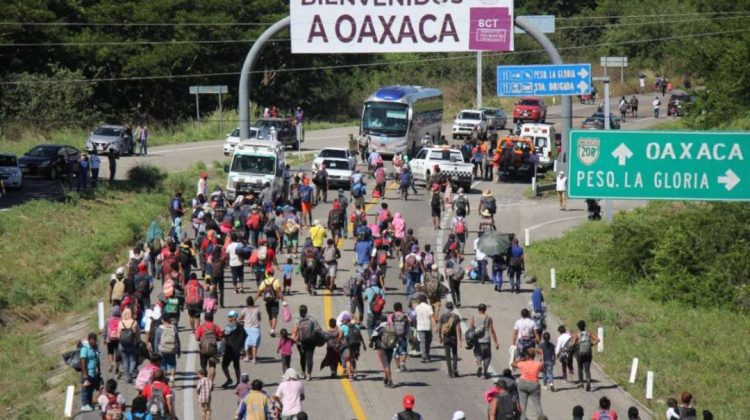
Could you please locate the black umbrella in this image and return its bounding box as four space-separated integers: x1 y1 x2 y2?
476 231 512 256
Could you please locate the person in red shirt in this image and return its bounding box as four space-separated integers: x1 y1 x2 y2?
140 369 174 418
195 312 224 382
592 396 619 420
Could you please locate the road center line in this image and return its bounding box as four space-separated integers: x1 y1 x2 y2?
183 334 199 420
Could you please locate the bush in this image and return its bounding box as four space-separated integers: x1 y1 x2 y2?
126 164 167 191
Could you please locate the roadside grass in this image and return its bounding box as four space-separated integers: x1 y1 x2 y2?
0 185 170 418
0 109 356 157
526 220 750 419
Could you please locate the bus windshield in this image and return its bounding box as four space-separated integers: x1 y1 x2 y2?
362 102 408 137
230 155 275 175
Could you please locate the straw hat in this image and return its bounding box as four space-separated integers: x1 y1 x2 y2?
482 189 493 197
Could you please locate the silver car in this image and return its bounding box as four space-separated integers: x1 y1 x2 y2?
481 108 508 130
0 153 23 189
86 125 132 155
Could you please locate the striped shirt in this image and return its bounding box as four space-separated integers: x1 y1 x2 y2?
197 377 213 403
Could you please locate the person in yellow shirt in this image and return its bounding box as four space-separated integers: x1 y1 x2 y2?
309 220 327 251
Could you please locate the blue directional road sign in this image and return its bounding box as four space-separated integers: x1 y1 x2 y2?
496 64 591 97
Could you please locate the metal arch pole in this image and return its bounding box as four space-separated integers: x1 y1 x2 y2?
239 16 291 140
514 16 572 170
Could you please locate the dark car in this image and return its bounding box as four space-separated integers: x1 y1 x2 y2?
667 94 693 117
18 144 80 179
254 118 299 149
581 113 621 130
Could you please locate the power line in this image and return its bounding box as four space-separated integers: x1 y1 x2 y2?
0 10 746 27
1 27 747 85
2 14 747 48
556 13 750 31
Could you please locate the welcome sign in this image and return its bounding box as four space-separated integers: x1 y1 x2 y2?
290 0 514 53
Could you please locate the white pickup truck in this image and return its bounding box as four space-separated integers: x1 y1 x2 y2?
409 147 474 190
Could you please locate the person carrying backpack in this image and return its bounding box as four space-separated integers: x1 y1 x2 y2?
572 319 600 392
155 315 181 385
338 313 366 380
313 164 329 204
196 312 225 383
104 306 122 376
328 200 345 244
117 307 141 384
402 245 425 296
345 273 366 321
255 272 284 337
125 395 151 420
508 238 524 293
185 273 205 333
488 380 522 420
364 279 386 335
470 304 499 379
555 325 574 382
98 378 126 420
221 311 247 389
429 184 444 230
140 369 174 420
438 302 463 378
479 189 498 223
109 267 130 305
322 238 341 291
592 396 619 420
292 305 321 381
451 214 468 254
132 263 153 323
452 188 470 217
445 250 464 307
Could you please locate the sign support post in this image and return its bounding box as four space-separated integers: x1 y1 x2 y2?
477 52 483 109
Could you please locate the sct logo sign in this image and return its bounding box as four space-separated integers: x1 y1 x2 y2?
577 137 600 166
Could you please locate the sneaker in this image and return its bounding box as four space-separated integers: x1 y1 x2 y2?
387 380 394 388
549 384 555 392
586 383 591 392
243 357 250 362
80 405 94 412
270 330 277 338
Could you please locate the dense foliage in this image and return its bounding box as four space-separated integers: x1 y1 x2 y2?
0 0 749 128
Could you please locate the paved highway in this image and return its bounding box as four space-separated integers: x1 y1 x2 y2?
74 92 666 419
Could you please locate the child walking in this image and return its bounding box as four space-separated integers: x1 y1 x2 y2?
196 368 213 420
282 258 294 295
277 328 294 373
541 331 556 391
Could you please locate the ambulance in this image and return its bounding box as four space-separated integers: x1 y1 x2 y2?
520 123 556 170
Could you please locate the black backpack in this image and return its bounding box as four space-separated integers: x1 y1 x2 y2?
494 392 517 419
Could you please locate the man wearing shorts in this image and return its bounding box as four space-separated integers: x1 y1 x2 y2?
390 303 410 372
256 271 284 337
430 184 444 230
225 233 244 294
299 178 314 227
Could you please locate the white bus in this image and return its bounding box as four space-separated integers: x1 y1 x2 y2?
360 85 443 157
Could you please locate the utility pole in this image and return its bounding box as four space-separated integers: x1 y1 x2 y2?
476 51 483 109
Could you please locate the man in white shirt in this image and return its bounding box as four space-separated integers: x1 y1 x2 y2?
89 152 101 188
653 96 661 118
556 171 567 211
474 235 488 284
555 325 574 381
225 233 245 294
415 295 435 363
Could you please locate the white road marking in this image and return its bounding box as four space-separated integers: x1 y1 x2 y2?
525 215 587 232
183 334 198 420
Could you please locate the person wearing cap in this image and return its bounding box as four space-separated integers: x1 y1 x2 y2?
556 171 568 211
309 219 327 252
348 133 359 152
393 394 422 420
109 266 130 305
438 301 463 378
221 310 247 389
363 276 385 335
274 368 305 418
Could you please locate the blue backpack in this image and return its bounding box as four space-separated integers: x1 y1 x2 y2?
352 183 365 197
301 186 312 202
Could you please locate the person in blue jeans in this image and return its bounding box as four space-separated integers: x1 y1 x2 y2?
492 253 506 292
540 331 556 391
79 332 102 412
508 238 524 293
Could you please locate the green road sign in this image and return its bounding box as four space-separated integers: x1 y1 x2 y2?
568 130 750 201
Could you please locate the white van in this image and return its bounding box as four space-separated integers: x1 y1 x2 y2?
520 123 556 169
226 140 286 201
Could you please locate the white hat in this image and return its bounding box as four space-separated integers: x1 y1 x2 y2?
282 368 299 381
313 219 321 226
115 267 125 277
452 411 466 420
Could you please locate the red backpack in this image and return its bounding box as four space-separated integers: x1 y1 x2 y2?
375 168 386 184
107 317 120 341
246 213 261 230
454 218 466 235
185 280 204 306
377 250 388 266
